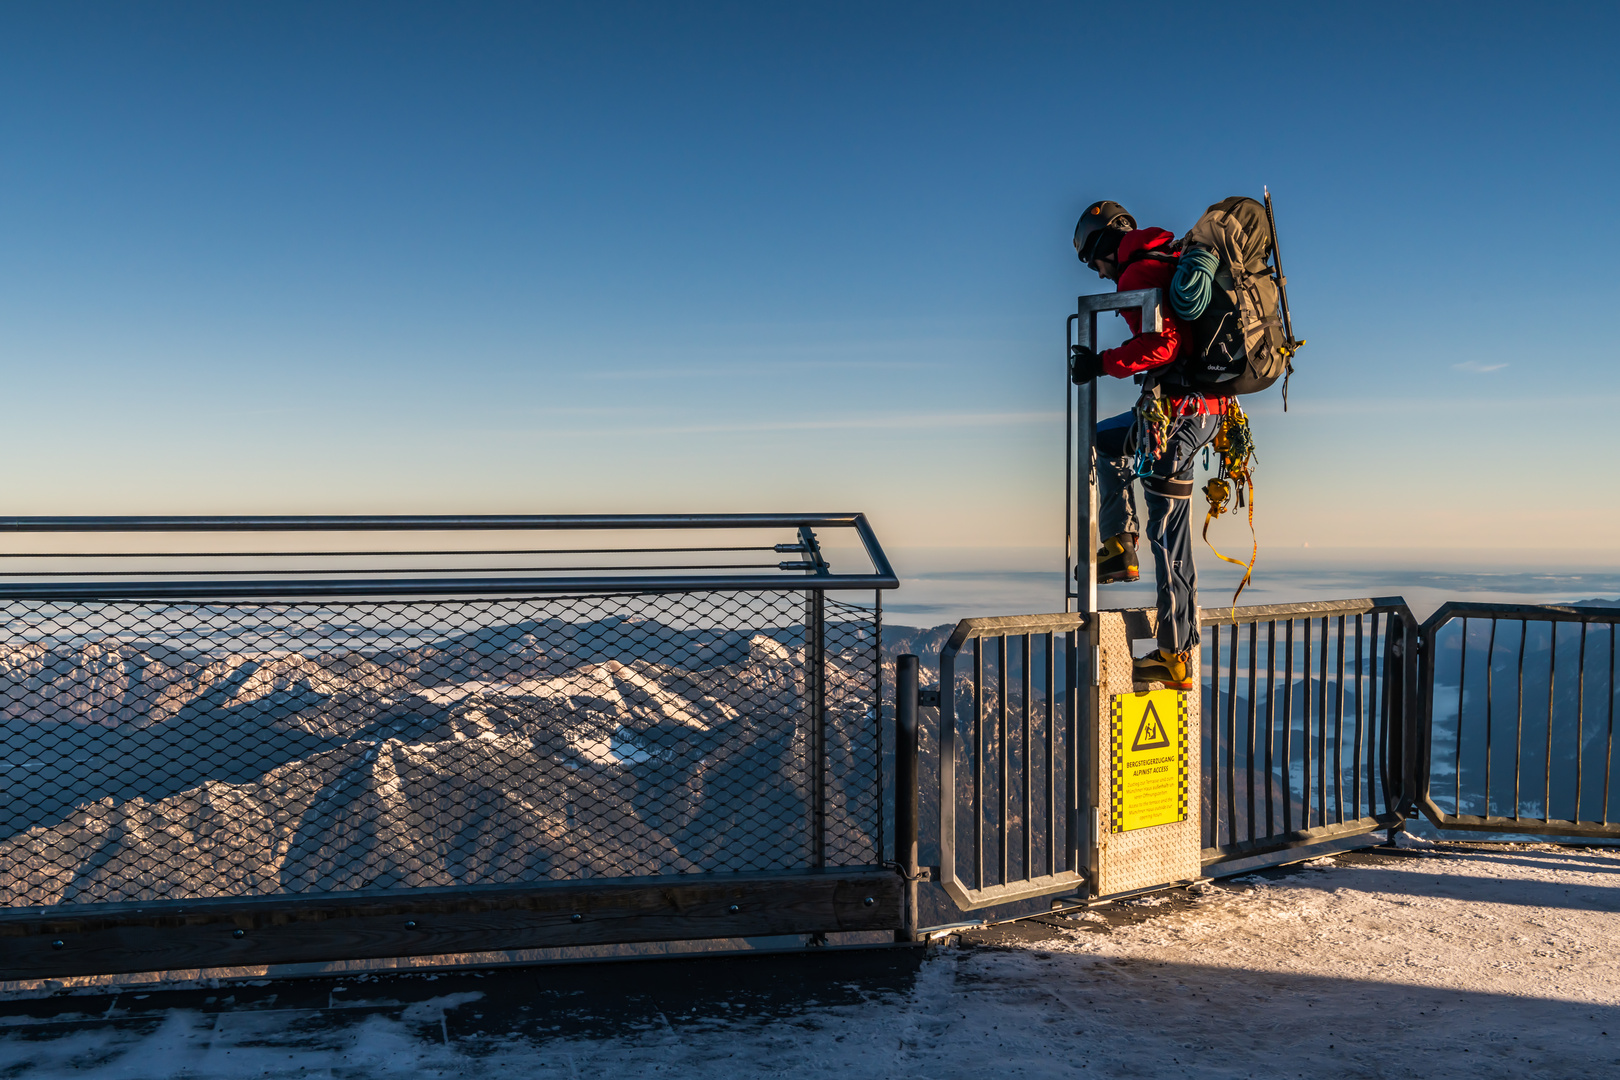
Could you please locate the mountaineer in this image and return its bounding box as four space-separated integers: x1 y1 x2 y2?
1068 200 1227 691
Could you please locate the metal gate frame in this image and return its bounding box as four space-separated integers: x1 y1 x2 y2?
934 613 1086 910
1415 601 1620 840
1199 598 1418 876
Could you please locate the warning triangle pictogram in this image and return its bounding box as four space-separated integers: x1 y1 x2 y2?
1131 700 1171 752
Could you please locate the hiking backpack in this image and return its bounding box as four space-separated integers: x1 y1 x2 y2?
1167 195 1302 398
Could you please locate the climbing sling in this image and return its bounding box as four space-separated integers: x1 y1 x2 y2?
1201 399 1258 611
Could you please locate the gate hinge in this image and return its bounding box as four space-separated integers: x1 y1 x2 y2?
917 689 941 709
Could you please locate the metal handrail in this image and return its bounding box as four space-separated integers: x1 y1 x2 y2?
0 513 899 599
1201 596 1412 626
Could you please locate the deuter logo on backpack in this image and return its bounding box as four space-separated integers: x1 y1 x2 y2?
1169 192 1303 400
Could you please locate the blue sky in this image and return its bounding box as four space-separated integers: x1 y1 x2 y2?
1 2 1616 573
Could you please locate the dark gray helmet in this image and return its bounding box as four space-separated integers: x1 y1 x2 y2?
1074 200 1136 262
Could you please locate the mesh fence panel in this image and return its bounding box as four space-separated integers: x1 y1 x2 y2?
0 590 881 908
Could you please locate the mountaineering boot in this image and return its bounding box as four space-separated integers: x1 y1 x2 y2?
1096 533 1139 584
1133 649 1193 691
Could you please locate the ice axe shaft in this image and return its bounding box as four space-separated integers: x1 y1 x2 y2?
1263 186 1299 349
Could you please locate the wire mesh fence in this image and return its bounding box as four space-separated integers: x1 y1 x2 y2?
0 590 883 909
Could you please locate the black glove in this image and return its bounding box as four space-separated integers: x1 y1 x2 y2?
1069 345 1106 384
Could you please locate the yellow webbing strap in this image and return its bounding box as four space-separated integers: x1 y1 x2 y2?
1202 400 1259 613
1202 481 1256 599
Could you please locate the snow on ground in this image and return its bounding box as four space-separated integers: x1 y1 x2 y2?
0 843 1617 1078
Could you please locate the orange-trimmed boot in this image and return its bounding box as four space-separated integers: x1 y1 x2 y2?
1096 533 1140 584
1133 648 1194 691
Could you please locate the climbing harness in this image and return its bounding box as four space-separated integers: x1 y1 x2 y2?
1132 397 1172 479
1131 394 1204 481
1202 399 1259 611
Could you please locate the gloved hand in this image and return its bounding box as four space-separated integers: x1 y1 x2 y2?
1069 345 1107 384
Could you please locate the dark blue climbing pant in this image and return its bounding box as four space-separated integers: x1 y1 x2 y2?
1095 408 1222 654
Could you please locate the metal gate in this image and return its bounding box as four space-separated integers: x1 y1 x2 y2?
933 613 1084 909
1416 602 1620 839
917 597 1420 912
1202 599 1416 873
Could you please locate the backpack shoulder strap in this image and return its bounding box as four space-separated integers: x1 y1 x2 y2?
1126 247 1179 266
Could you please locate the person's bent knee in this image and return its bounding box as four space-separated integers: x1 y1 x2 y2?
1096 431 1132 459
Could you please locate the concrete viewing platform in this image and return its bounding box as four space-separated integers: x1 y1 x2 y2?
0 841 1614 1078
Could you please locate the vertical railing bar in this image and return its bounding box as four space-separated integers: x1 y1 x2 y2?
1284 619 1295 834
1352 613 1364 821
810 591 827 869
1576 621 1587 824
1045 631 1056 877
1264 619 1277 837
1455 617 1468 818
894 652 919 941
1316 616 1328 829
1606 624 1615 827
1302 616 1313 829
1209 622 1221 849
1370 612 1384 815
1226 620 1239 847
998 634 1008 887
1064 629 1079 874
1484 618 1497 820
1246 619 1258 843
1022 632 1032 882
973 636 983 889
1545 621 1557 825
874 591 884 865
1334 614 1346 824
1514 619 1526 821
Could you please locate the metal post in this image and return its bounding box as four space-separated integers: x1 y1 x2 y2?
1067 290 1160 894
1066 628 1085 881
1073 314 1099 616
895 654 921 942
809 590 827 869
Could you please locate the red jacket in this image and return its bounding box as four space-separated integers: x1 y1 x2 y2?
1098 228 1226 415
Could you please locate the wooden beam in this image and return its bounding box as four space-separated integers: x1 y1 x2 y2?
0 869 902 980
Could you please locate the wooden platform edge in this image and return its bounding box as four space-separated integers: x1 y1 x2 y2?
0 869 903 980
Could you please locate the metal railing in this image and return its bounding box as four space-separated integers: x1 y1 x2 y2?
0 513 897 599
1418 602 1620 839
920 598 1424 917
0 514 900 980
1201 599 1416 871
1066 289 1164 613
935 614 1084 909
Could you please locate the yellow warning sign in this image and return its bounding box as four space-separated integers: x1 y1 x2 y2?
1110 689 1189 833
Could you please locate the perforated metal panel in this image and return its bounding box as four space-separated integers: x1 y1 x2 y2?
1092 611 1202 896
